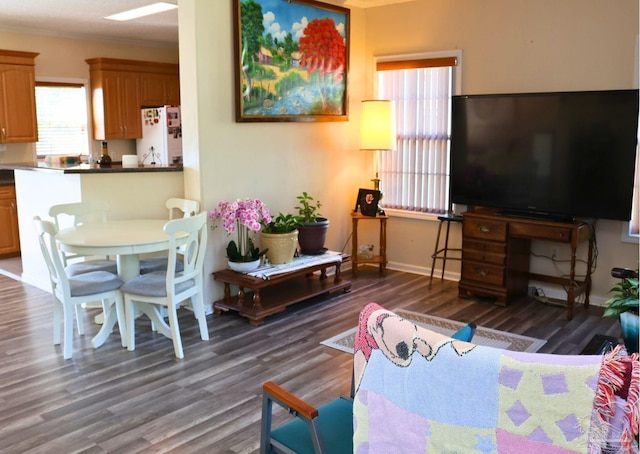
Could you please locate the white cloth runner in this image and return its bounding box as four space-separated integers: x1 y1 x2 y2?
247 250 343 280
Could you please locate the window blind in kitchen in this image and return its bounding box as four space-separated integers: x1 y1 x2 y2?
35 82 89 156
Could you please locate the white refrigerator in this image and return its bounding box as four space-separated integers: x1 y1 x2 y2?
136 106 182 166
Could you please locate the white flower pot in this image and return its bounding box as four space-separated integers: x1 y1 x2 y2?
228 259 260 273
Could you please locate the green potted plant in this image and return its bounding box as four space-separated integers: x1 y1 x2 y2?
295 191 329 255
603 269 639 354
260 213 299 264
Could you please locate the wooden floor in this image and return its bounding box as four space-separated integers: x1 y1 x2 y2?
0 267 620 453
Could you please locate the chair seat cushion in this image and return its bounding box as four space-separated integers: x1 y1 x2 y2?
65 259 117 276
139 257 184 274
68 271 124 297
271 397 353 454
121 271 195 298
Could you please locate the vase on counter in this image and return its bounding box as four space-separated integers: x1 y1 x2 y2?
98 141 112 168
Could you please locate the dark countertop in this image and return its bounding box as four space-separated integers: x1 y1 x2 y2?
0 169 14 185
0 161 183 174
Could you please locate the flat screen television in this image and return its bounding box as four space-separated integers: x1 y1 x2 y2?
450 89 639 222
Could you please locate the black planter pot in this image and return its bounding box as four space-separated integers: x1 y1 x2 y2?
297 218 329 255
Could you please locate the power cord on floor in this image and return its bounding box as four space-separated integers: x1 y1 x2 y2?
530 287 568 308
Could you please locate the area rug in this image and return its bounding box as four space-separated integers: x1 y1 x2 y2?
321 309 546 353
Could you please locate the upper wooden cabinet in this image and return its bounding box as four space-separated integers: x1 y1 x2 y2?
0 50 39 144
140 73 180 106
86 58 180 140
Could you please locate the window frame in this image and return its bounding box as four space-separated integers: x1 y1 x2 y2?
373 50 463 220
34 77 93 158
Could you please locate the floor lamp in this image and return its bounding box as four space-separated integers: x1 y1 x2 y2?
360 100 396 212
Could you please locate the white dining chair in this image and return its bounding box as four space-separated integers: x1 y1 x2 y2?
48 200 118 276
139 198 201 275
33 216 126 359
121 211 209 359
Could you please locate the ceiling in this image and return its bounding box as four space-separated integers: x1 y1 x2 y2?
0 0 413 48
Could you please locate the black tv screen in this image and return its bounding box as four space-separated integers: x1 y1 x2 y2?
450 89 639 221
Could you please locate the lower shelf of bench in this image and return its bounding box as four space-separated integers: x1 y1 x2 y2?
213 274 352 326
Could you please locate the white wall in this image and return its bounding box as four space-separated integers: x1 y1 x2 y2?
179 1 370 305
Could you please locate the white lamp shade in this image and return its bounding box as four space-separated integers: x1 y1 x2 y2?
360 100 396 150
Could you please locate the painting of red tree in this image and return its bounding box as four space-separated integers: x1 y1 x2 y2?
299 17 346 111
234 0 349 122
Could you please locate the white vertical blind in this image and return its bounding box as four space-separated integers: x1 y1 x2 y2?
35 83 89 156
377 63 453 214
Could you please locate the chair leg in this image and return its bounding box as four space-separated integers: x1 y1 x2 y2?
74 304 85 336
441 220 452 280
429 219 444 286
125 296 136 352
259 393 274 454
167 304 184 359
114 293 127 348
63 304 74 359
53 297 62 345
192 294 209 341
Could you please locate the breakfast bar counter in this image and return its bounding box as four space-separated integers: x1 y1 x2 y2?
9 163 184 292
0 161 182 174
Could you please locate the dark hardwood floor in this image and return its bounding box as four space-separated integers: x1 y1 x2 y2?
0 267 620 453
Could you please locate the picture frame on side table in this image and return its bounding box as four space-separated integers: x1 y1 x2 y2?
233 0 350 122
355 188 381 217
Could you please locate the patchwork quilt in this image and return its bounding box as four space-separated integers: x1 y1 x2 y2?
353 303 639 453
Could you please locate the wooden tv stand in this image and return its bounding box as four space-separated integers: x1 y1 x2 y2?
459 208 595 320
212 253 351 326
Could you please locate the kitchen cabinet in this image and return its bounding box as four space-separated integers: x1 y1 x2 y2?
0 50 39 144
86 58 180 140
140 73 180 106
0 185 20 257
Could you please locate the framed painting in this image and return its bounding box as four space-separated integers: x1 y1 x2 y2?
355 188 381 217
233 0 350 122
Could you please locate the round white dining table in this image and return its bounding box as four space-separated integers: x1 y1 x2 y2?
56 219 184 348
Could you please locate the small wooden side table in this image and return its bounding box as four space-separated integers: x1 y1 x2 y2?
351 213 387 277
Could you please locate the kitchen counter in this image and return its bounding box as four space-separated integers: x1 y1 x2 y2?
0 169 14 185
12 165 185 291
0 161 182 174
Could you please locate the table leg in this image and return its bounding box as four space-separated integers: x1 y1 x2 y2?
334 262 342 283
92 299 118 348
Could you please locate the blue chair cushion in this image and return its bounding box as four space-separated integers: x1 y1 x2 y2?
139 257 184 274
121 271 195 298
270 397 353 454
68 271 123 297
65 259 117 276
451 323 477 342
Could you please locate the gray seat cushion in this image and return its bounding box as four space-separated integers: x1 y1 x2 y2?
139 257 184 275
65 259 118 276
68 271 124 297
121 271 195 298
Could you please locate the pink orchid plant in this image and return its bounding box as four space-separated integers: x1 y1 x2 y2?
209 198 272 262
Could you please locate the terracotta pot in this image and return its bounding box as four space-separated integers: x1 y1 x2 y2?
260 230 299 264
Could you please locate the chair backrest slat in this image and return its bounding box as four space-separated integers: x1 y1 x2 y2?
33 216 71 297
166 198 200 220
163 212 207 291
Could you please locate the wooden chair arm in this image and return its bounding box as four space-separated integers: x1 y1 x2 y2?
263 381 319 420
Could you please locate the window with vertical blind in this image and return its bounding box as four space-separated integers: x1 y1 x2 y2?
375 52 461 215
35 82 90 156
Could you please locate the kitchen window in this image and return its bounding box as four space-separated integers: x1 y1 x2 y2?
35 81 90 157
375 51 462 215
